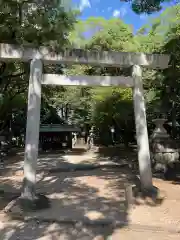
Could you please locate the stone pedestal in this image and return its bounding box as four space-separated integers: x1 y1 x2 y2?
150 119 179 173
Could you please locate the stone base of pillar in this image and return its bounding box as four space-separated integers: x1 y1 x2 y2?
132 184 165 205
19 193 50 212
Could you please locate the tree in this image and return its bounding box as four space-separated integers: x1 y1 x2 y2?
159 22 180 137
132 5 180 131
91 87 134 145
0 0 79 130
121 0 179 14
0 0 78 207
0 0 77 132
138 5 180 136
63 17 137 145
54 9 180 143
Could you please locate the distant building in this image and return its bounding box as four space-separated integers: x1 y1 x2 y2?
39 124 80 150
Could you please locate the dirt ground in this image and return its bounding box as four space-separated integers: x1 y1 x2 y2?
0 219 180 240
0 146 180 239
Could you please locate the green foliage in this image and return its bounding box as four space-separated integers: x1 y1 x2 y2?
0 0 77 48
86 18 135 51
0 0 77 132
52 10 180 144
1 3 180 144
60 18 137 143
91 87 133 125
123 0 175 14
67 9 180 142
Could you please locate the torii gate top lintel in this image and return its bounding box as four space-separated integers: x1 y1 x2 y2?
0 43 170 69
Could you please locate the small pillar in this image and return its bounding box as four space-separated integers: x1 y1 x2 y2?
132 65 153 191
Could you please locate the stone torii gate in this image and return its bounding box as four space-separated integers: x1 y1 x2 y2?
0 44 169 205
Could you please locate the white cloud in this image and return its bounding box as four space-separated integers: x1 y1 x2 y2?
113 9 120 17
113 7 127 18
79 0 91 11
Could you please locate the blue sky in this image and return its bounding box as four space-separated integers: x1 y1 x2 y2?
72 0 175 31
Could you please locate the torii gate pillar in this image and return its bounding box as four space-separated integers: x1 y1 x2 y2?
21 59 43 202
132 65 152 191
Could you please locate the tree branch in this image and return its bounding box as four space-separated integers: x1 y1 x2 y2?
3 71 26 80
1 71 26 93
0 62 6 75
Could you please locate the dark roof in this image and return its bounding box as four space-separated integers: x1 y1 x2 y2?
40 124 80 132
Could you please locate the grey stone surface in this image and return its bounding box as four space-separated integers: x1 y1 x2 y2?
150 119 180 166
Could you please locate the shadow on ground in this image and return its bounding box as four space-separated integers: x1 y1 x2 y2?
96 145 137 158
0 167 131 239
0 220 117 240
0 145 169 239
0 145 136 176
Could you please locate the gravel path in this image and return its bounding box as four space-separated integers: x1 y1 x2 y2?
0 147 180 239
0 219 180 240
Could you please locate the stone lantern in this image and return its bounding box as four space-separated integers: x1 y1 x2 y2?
150 118 179 176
